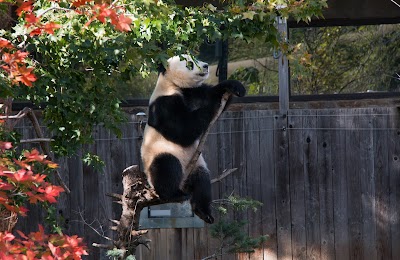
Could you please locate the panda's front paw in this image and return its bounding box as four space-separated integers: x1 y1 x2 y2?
222 80 246 97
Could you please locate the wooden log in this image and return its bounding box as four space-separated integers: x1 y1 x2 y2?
112 165 187 258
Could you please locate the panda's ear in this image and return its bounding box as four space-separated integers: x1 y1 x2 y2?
157 62 167 75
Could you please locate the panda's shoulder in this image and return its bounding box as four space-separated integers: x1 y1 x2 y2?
182 83 213 95
150 94 185 111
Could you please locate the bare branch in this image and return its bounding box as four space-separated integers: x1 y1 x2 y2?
106 193 123 200
38 7 73 17
0 106 30 130
74 209 113 242
92 243 114 249
109 219 120 225
131 230 148 236
211 168 238 184
20 138 54 143
25 108 70 193
201 252 228 260
391 0 400 8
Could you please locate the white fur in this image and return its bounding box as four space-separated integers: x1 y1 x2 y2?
141 126 207 187
149 55 209 103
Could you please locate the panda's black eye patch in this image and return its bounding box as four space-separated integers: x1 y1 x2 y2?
186 61 194 70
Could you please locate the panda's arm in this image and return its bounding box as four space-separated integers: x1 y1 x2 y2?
210 80 246 98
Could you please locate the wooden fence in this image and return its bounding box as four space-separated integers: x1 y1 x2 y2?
14 104 400 260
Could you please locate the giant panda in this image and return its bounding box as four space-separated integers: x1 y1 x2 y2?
141 54 246 224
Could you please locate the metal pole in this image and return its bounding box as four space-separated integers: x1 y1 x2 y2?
216 40 229 82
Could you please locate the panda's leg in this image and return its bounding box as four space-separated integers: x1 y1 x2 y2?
184 165 214 224
149 153 189 201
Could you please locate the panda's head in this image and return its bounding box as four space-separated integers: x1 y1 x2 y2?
160 54 209 88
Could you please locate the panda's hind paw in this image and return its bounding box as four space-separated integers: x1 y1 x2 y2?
193 207 214 224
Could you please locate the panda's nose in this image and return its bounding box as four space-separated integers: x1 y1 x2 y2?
203 64 209 69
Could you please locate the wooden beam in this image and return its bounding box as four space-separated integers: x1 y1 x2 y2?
277 16 289 115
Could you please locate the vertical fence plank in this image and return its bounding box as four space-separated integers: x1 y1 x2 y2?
194 227 209 260
246 110 263 260
204 121 219 205
217 112 234 198
83 142 100 259
97 125 114 260
373 107 390 259
231 110 248 260
137 229 155 260
67 152 85 238
56 157 71 233
332 108 349 260
187 228 195 259
203 121 220 259
216 111 236 260
389 107 400 260
346 109 363 260
259 110 277 260
358 108 377 260
317 110 335 260
274 112 292 260
288 110 306 260
303 109 320 260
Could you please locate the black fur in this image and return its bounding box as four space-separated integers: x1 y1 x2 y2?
148 80 245 147
149 153 189 201
183 166 214 224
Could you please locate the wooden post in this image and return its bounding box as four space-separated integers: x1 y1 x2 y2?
277 16 289 115
275 14 292 259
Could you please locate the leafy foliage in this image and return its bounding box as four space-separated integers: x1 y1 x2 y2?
106 248 136 260
0 225 87 259
210 196 267 256
0 0 327 156
289 24 400 94
0 143 63 215
0 124 87 258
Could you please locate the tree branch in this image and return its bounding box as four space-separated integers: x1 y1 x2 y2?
1 106 70 193
186 92 231 175
211 168 237 184
391 0 400 8
25 109 71 193
20 138 54 143
38 7 73 17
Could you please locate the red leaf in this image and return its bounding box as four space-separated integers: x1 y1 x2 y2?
0 141 12 150
96 4 113 23
25 13 39 24
0 253 14 260
72 0 89 7
29 28 42 36
16 1 34 16
42 22 61 34
2 52 12 63
1 232 15 242
0 182 13 190
0 38 13 49
114 14 132 32
24 149 44 162
13 51 29 63
16 230 29 240
43 185 64 203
